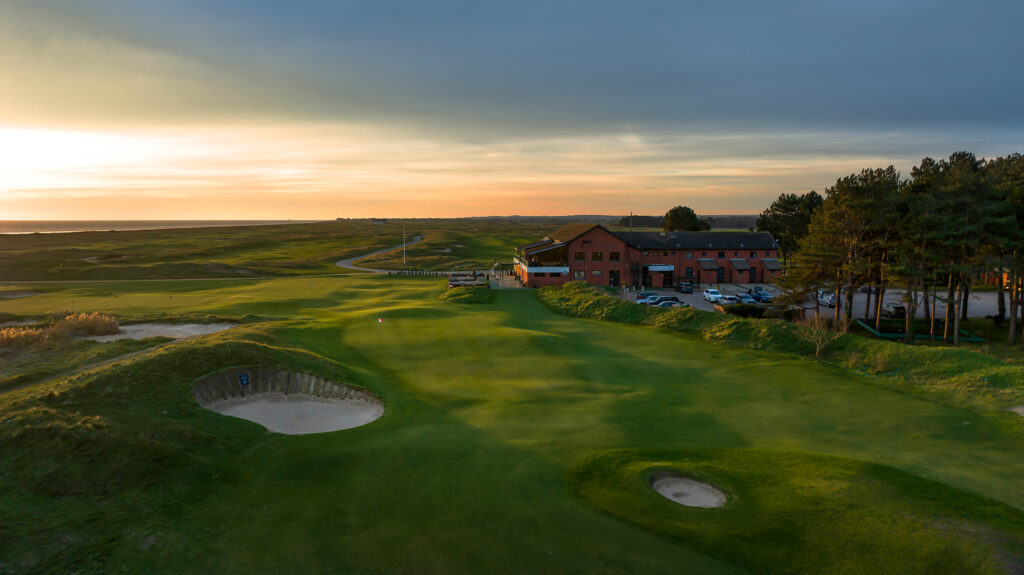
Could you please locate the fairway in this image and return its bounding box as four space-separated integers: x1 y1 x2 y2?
3 275 1024 574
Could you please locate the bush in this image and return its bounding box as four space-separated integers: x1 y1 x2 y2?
722 303 767 318
55 312 119 335
538 281 1024 410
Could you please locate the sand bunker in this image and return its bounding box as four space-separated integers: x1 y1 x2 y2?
649 471 727 508
194 367 383 435
0 290 41 299
85 323 236 342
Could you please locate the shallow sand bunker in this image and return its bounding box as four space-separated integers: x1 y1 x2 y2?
194 367 383 435
86 323 236 341
649 471 727 508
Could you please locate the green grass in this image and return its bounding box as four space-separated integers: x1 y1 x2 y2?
438 286 492 304
2 275 1024 573
539 281 1024 412
0 218 586 281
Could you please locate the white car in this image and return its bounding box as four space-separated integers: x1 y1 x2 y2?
703 288 722 302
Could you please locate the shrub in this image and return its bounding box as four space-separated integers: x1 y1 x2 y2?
55 312 120 335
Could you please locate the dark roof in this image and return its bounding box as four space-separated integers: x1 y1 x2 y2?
729 258 751 270
698 258 719 270
516 223 603 254
612 230 777 251
761 258 782 271
548 223 600 243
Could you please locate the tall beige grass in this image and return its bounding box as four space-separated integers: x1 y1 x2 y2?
0 312 119 348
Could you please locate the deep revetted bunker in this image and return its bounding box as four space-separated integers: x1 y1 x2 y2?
194 367 383 435
649 471 728 508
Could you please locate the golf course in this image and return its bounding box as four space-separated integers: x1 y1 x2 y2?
3 224 1024 574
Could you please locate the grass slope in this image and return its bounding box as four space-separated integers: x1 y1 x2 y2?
539 281 1024 412
2 276 1024 573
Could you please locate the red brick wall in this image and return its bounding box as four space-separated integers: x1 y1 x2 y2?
566 227 631 288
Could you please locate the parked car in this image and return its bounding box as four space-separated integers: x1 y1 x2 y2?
658 301 683 308
635 291 658 301
703 288 723 303
637 295 662 305
720 295 741 304
750 286 774 303
817 289 837 308
737 294 757 305
880 303 907 319
675 282 694 294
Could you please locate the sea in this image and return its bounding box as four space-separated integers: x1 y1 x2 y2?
0 220 319 235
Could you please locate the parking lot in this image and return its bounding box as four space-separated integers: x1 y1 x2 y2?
617 282 779 311
619 283 1009 319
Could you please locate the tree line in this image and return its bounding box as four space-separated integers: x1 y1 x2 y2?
757 151 1024 346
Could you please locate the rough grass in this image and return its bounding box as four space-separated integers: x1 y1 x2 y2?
439 286 492 304
568 449 1024 575
0 312 119 348
4 276 1024 574
539 281 1024 411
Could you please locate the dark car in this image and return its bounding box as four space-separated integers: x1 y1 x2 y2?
750 287 774 303
881 303 906 319
635 291 658 301
675 282 694 294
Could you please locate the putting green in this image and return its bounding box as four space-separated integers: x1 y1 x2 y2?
2 276 1024 574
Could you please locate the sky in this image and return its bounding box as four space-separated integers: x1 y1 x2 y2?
1 0 1022 219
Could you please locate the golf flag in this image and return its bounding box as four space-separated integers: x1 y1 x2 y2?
378 317 383 325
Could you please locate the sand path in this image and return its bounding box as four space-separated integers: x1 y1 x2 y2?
335 235 424 273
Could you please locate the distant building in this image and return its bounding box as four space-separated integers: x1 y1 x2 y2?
514 224 780 288
372 218 389 225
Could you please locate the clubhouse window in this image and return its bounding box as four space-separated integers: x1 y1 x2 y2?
702 251 707 256
609 252 621 262
534 272 545 277
592 270 602 276
686 252 692 258
574 252 585 262
574 270 585 279
643 251 649 256
718 251 725 258
662 251 668 256
750 251 756 258
592 252 603 261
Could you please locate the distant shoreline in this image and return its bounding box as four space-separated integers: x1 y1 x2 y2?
0 220 320 235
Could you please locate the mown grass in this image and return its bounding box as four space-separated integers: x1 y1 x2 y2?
0 217 593 281
568 449 1024 574
2 276 1024 573
438 286 492 304
539 281 1024 411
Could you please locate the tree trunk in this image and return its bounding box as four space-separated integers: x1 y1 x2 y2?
930 281 937 341
953 273 964 347
944 275 955 342
1010 266 1018 346
905 280 918 345
960 281 970 320
997 273 1006 322
874 262 886 332
834 273 842 326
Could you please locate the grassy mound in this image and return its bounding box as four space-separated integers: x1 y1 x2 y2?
539 282 1024 410
0 323 369 573
439 286 492 304
567 449 1024 574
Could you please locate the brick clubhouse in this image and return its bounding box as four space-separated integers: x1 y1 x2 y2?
514 224 781 289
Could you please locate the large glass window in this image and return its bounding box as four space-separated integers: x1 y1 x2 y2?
609 252 621 262
592 252 604 261
574 270 585 279
574 252 585 262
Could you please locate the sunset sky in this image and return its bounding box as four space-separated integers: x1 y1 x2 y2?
1 0 1022 219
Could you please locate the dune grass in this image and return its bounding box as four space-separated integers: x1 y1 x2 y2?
2 276 1024 573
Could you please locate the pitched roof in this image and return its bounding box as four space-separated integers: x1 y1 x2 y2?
612 230 778 251
548 223 600 243
516 223 604 254
698 258 719 270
